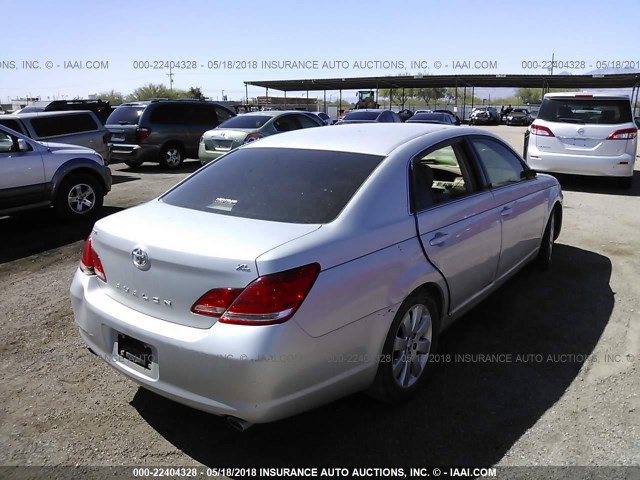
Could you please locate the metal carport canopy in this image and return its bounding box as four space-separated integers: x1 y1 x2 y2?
244 73 640 91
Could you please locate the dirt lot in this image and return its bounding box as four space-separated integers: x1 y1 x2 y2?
1 127 638 471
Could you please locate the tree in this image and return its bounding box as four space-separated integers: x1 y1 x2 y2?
415 87 446 107
125 83 188 101
188 87 205 100
97 89 125 106
517 88 543 105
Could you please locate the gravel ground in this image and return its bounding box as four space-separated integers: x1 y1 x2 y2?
0 128 638 472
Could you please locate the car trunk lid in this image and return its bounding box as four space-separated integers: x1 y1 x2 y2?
90 201 321 328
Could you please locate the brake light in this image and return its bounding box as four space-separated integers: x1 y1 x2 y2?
530 124 555 137
243 133 263 144
79 237 106 282
575 94 593 98
136 127 151 141
607 128 637 140
191 263 320 325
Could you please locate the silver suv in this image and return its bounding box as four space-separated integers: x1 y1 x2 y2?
0 124 111 219
0 111 109 160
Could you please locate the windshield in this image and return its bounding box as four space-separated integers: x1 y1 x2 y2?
161 147 384 224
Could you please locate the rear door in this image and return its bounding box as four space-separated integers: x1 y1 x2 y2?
184 104 227 157
105 105 146 147
413 138 501 315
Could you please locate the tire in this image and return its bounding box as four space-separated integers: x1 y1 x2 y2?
159 144 184 169
468 119 473 126
618 176 633 189
368 292 440 403
54 174 103 221
124 160 143 169
537 210 556 271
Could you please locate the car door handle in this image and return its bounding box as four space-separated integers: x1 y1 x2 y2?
429 232 449 246
501 206 513 216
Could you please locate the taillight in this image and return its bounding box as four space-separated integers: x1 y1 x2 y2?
575 94 593 98
136 127 151 141
607 128 637 140
79 237 106 282
243 133 263 144
530 124 555 137
191 263 320 325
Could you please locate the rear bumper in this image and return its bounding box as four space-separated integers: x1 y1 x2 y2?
109 143 159 164
527 145 636 177
70 271 378 423
198 143 230 164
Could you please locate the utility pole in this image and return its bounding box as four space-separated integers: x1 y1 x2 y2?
549 52 555 76
167 66 174 92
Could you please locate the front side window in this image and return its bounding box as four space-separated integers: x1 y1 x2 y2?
0 130 15 152
470 137 526 188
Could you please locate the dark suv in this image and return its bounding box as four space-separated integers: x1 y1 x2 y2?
105 100 236 169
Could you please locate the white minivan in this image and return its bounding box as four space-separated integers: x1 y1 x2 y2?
526 92 637 188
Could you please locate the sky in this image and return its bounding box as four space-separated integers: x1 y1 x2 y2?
1 0 639 103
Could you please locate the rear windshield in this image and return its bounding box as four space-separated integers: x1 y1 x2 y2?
538 98 632 124
106 106 146 125
161 147 384 224
218 115 271 129
343 111 380 121
411 113 448 121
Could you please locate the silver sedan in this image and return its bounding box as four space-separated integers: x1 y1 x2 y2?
70 124 563 429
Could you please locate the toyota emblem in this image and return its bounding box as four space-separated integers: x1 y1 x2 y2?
131 248 150 270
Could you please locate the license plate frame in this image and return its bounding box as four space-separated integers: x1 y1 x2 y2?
117 333 153 370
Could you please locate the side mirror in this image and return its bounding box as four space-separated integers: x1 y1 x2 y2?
17 138 29 152
521 169 537 180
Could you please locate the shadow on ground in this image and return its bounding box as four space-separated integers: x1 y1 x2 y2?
131 244 613 467
0 206 124 264
550 170 640 197
116 160 202 175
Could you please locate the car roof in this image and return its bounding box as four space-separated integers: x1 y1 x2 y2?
240 110 313 118
2 110 97 119
543 92 631 99
243 123 456 155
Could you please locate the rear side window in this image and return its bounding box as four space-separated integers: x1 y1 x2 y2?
30 113 99 137
161 148 384 224
538 98 632 124
106 106 145 125
149 104 188 124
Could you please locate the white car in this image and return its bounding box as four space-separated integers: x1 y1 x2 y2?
526 92 637 188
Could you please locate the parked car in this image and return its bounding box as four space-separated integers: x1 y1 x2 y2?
12 99 114 124
469 107 500 125
199 110 324 164
105 100 236 169
407 112 457 125
70 123 562 428
505 108 532 126
433 109 462 125
339 109 402 124
0 124 111 219
526 92 637 188
397 109 414 122
0 111 109 159
309 111 333 125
